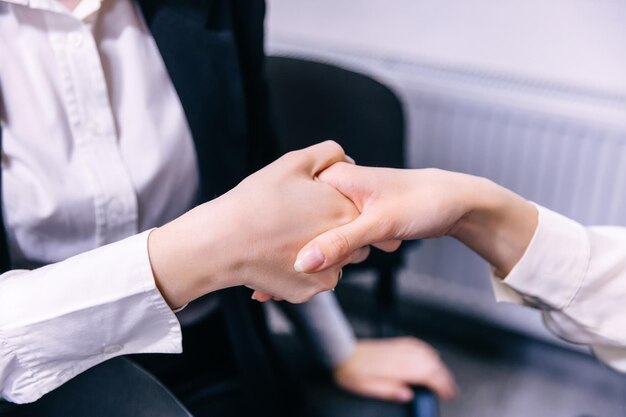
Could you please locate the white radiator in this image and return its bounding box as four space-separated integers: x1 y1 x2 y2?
399 71 626 342
406 83 626 227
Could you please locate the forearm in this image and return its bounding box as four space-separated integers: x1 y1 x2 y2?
449 176 538 277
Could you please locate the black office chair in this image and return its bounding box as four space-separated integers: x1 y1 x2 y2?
0 358 191 417
267 55 405 336
267 56 437 417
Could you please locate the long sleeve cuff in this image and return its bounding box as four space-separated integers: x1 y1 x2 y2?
490 204 626 373
491 203 590 310
0 230 182 404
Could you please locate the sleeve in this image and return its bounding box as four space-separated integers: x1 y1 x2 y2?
0 230 182 404
278 291 356 368
491 203 626 371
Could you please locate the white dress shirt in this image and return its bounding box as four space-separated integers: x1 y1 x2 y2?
493 203 626 371
0 0 355 404
0 0 199 404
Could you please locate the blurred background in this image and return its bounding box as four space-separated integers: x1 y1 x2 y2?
263 1 626 416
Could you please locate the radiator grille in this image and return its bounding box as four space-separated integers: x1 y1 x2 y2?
408 95 626 227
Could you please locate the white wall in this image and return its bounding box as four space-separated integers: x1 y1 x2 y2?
266 0 626 346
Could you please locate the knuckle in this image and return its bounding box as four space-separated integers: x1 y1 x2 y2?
320 139 343 154
281 150 301 164
418 344 440 361
423 359 444 378
423 357 445 379
315 140 345 162
399 337 421 347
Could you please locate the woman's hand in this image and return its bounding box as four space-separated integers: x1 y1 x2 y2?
148 141 367 307
293 164 476 272
295 163 537 277
333 337 456 402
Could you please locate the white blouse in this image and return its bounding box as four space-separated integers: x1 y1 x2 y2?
493 204 626 371
0 0 198 403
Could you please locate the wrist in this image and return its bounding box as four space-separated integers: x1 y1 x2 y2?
449 176 505 235
450 177 538 276
147 200 237 309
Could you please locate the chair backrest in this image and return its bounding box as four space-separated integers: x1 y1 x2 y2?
267 56 437 417
267 56 406 269
267 56 405 169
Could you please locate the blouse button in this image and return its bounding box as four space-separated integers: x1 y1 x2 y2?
67 32 84 48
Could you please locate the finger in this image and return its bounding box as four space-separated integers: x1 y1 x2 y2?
355 379 414 403
379 337 456 400
372 240 402 252
296 140 347 176
317 162 365 202
427 361 457 400
251 290 272 302
424 365 457 400
417 368 457 400
317 162 374 213
295 214 379 273
405 353 457 400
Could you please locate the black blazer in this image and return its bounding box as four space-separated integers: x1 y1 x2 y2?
0 0 290 414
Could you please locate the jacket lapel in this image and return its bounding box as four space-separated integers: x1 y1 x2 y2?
136 0 249 201
135 4 289 415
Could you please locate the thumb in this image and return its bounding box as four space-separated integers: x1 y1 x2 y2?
295 214 378 273
251 290 272 302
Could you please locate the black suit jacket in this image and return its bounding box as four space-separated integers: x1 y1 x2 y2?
0 1 290 414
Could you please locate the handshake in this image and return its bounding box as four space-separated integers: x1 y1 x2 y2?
149 141 537 308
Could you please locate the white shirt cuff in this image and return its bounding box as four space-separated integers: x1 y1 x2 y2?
0 230 182 404
491 203 590 310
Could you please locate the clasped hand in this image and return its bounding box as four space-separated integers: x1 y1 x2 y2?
151 139 524 306
251 161 479 302
148 141 462 401
148 141 369 307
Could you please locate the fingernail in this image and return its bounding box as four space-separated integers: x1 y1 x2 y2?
294 246 325 272
345 155 356 164
251 292 257 301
